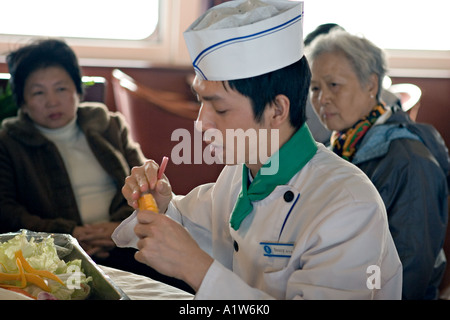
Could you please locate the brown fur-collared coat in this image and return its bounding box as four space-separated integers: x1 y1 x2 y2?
0 102 146 234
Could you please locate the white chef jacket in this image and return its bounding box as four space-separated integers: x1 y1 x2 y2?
165 144 402 300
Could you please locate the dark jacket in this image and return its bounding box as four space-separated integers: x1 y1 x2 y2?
0 102 146 234
353 106 450 300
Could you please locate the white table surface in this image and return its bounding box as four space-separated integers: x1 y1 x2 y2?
99 265 194 300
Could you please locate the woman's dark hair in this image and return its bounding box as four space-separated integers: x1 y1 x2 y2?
304 23 344 47
6 38 83 107
227 56 311 130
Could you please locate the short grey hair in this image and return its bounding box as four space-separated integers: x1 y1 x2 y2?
305 29 387 101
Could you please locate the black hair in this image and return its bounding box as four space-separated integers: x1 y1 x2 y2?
304 23 345 47
6 38 83 107
227 56 311 130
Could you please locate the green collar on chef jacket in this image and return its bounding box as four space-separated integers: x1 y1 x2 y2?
230 123 318 230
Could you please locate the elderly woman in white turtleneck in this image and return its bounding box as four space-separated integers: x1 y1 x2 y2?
0 39 149 273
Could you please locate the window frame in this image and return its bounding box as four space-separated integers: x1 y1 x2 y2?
0 0 448 79
0 0 161 42
0 0 203 67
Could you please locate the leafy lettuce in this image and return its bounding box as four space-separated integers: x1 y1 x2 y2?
0 231 92 300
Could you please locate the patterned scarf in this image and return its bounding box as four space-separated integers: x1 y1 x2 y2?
331 104 386 162
229 124 318 231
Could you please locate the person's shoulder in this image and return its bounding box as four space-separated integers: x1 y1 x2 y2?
78 102 128 125
78 101 109 114
292 145 386 225
0 114 37 145
79 102 129 127
78 102 115 132
386 138 444 172
301 144 382 201
216 164 242 185
361 138 447 196
310 144 366 177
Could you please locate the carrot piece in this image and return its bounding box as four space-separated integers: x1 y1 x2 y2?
15 250 65 286
24 272 50 292
0 262 8 272
138 193 159 212
0 270 20 282
0 260 23 288
15 257 26 288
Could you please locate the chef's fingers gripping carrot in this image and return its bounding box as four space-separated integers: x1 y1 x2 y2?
138 193 159 212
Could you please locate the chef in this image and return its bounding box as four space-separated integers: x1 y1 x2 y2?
113 0 402 299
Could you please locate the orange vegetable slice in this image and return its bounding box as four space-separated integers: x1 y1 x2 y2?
0 250 65 293
15 250 65 286
138 193 159 212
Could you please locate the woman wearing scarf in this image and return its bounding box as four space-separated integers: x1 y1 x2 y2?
306 29 449 299
114 0 403 299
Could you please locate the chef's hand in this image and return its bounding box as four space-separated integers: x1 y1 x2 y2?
134 210 213 292
122 160 173 213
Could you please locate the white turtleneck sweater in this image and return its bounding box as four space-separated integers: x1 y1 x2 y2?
36 117 116 224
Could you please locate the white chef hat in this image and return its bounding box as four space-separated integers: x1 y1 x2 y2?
183 0 304 81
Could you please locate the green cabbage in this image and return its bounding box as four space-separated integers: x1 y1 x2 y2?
0 231 92 300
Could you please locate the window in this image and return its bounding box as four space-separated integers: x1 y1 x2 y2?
303 0 450 51
0 0 159 40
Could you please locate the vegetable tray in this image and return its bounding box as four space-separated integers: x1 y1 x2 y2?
0 230 129 300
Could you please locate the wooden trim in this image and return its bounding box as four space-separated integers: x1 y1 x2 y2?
111 69 199 120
